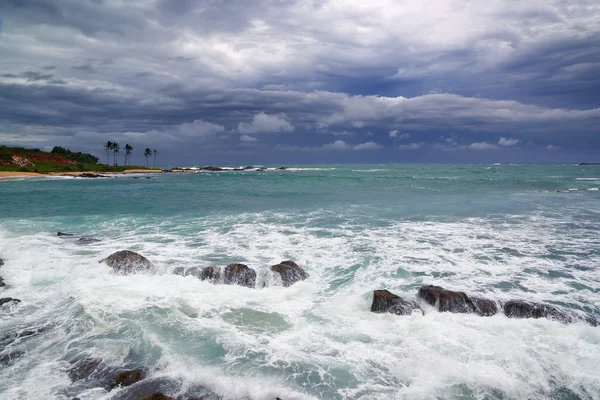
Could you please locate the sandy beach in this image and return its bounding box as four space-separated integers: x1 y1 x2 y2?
0 169 163 180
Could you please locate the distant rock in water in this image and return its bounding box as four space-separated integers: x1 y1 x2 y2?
371 290 422 315
503 300 573 323
223 263 256 288
578 162 600 166
78 237 101 244
76 173 106 178
100 251 154 274
199 166 225 172
270 261 308 287
0 297 21 307
57 232 74 237
418 285 476 314
200 266 221 282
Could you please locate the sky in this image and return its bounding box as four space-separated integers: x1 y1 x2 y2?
0 0 599 165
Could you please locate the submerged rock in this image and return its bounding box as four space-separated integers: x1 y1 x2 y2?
0 298 20 307
78 237 101 244
173 267 185 276
200 266 221 282
417 285 476 313
114 369 144 387
68 356 103 382
503 300 573 323
371 290 422 315
223 263 256 288
270 261 308 287
57 232 75 237
143 394 173 400
100 251 154 274
0 350 24 367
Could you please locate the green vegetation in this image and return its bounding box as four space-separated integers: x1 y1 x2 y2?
0 145 153 173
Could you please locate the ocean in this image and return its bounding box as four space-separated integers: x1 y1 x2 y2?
0 164 599 400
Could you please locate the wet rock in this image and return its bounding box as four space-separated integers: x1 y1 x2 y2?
173 267 185 276
200 266 221 282
142 393 173 400
277 167 287 170
0 326 47 347
58 232 75 237
0 258 4 267
0 298 21 307
223 263 256 288
270 261 308 287
78 237 101 244
243 166 254 170
503 300 573 323
471 297 500 317
114 369 144 387
417 285 475 313
256 168 266 171
371 290 422 315
199 166 225 172
0 278 5 288
76 173 105 178
68 356 103 382
100 250 154 274
0 350 24 367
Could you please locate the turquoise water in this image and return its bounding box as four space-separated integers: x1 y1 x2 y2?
0 164 599 399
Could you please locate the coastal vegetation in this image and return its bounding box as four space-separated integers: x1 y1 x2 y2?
0 145 154 173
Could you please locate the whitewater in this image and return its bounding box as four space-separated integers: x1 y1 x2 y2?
0 164 599 400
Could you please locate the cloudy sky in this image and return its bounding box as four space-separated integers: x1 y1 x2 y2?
1 0 599 164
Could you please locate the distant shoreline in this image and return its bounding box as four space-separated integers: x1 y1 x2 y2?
0 169 163 180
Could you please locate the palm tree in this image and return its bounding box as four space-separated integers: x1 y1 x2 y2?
125 144 133 165
103 141 113 165
112 142 120 166
144 148 152 167
153 149 157 168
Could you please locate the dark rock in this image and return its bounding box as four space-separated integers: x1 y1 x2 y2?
146 177 152 179
78 237 101 244
68 356 103 382
100 250 154 274
142 393 173 400
579 162 600 166
57 232 75 237
256 168 266 171
503 300 573 323
200 266 221 282
223 263 256 288
417 285 475 313
243 166 254 170
277 167 286 170
76 173 105 178
173 267 185 276
371 290 422 315
200 166 225 172
270 261 308 287
0 350 24 366
0 258 4 267
114 369 144 387
0 298 21 307
471 297 500 317
0 278 5 288
0 326 47 346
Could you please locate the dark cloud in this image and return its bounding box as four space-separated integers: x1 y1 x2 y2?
0 0 598 163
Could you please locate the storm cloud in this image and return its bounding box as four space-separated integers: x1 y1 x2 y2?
0 0 599 163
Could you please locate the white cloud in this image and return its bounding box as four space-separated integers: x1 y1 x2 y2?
176 120 225 137
238 113 294 134
389 130 399 138
469 141 500 150
322 140 352 151
546 144 559 150
353 141 382 150
498 137 521 147
239 135 258 142
399 142 423 150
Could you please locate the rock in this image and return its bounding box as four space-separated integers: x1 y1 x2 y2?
200 266 221 282
173 267 185 276
76 173 105 178
277 167 287 170
243 166 254 170
0 278 5 288
471 297 500 317
0 351 24 366
68 356 103 382
270 261 308 287
114 369 144 387
142 393 173 400
223 263 256 288
0 298 21 307
100 251 154 274
57 232 75 237
371 290 422 315
0 326 47 346
256 168 266 171
0 258 4 267
503 300 573 323
200 166 225 172
417 285 475 313
78 237 101 244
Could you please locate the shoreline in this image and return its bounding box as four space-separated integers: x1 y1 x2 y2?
0 169 163 180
